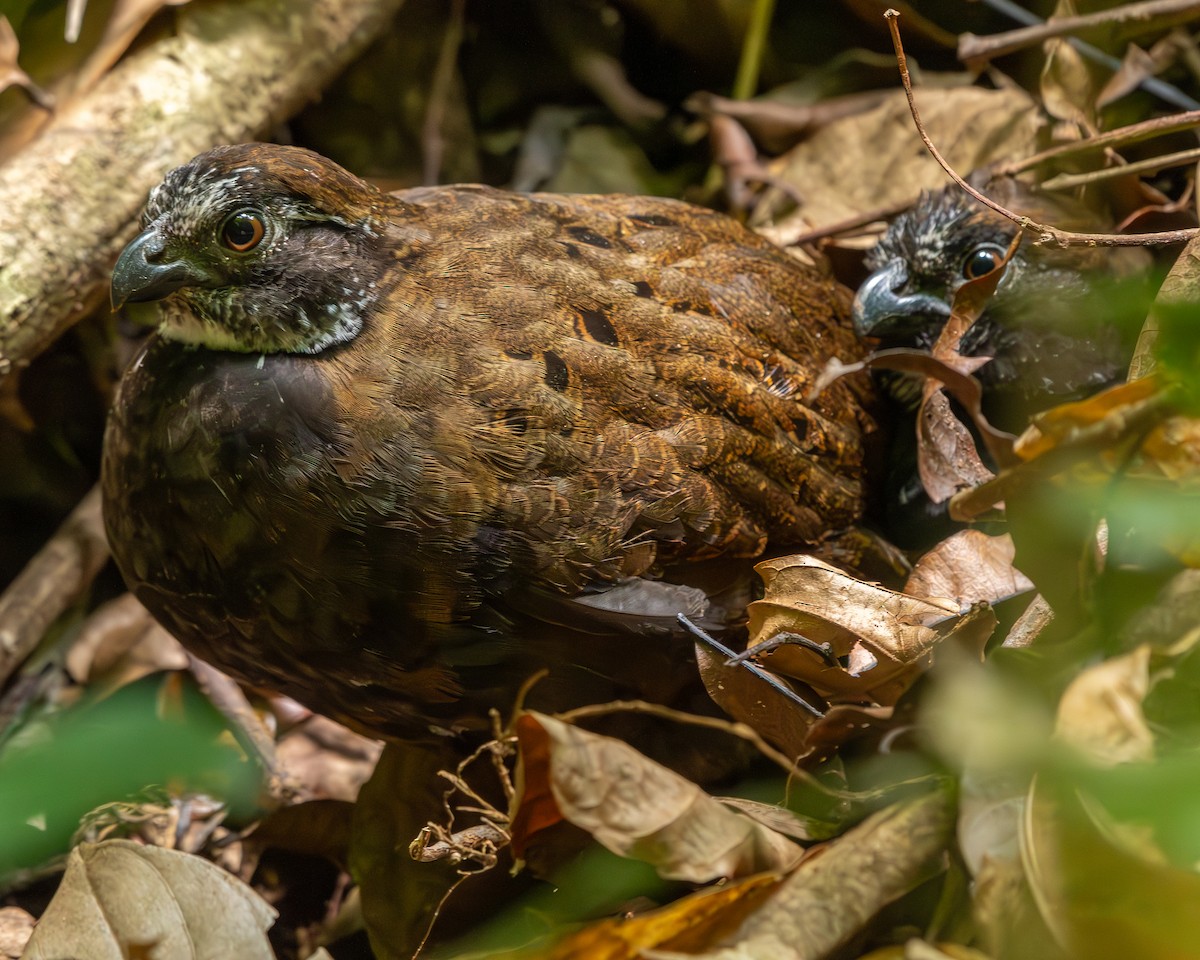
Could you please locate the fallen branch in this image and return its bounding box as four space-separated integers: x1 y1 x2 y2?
0 486 107 687
959 0 1200 63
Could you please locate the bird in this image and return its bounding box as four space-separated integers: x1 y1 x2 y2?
852 180 1142 430
850 179 1148 545
101 143 875 741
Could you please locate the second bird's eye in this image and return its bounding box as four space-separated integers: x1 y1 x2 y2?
962 245 1006 280
221 210 265 252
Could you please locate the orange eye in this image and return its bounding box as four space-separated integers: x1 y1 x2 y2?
962 245 1005 280
221 210 265 252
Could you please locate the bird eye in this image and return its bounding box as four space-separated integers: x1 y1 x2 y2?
962 245 1005 280
221 210 265 252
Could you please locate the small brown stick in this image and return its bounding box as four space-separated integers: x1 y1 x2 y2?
0 486 109 687
769 198 912 247
885 9 1200 248
187 654 292 800
421 0 467 186
959 0 1200 63
1039 144 1200 190
1002 595 1055 648
999 109 1200 175
558 698 845 798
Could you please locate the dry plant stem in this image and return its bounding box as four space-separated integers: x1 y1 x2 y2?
0 0 405 387
732 0 777 100
777 199 911 246
958 0 1200 63
1040 145 1200 190
1002 594 1055 648
843 0 959 47
999 109 1200 175
421 0 467 186
558 699 843 798
885 9 1200 248
411 823 507 865
0 485 107 687
186 654 288 798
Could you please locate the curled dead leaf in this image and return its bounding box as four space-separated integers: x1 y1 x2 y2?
746 555 967 705
511 713 804 883
668 789 954 960
905 531 1034 606
1056 646 1154 765
21 840 276 959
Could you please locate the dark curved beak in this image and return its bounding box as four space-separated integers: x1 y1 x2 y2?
852 258 951 341
111 228 202 310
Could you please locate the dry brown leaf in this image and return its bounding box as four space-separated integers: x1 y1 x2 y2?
1097 40 1172 109
675 789 953 960
914 235 1022 503
22 840 276 959
511 713 804 883
1055 645 1154 765
714 798 834 844
905 531 1034 606
1040 36 1095 126
818 350 1016 474
746 555 962 705
1014 375 1164 462
758 86 1042 247
694 635 823 759
918 391 997 504
274 715 383 803
65 593 188 689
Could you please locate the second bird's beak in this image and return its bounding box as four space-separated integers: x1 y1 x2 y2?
111 228 203 310
852 258 951 341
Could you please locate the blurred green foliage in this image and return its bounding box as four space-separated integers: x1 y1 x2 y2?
0 676 260 881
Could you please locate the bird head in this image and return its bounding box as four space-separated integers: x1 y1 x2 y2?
852 182 1115 351
852 188 1021 347
853 180 1145 427
111 143 392 354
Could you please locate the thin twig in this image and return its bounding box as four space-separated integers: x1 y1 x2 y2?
187 654 290 799
999 109 1200 175
959 0 1200 63
1040 144 1200 190
976 0 1200 111
884 9 1200 249
421 0 467 186
558 698 840 795
769 198 911 247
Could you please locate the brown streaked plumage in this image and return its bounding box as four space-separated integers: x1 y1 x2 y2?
102 143 874 738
